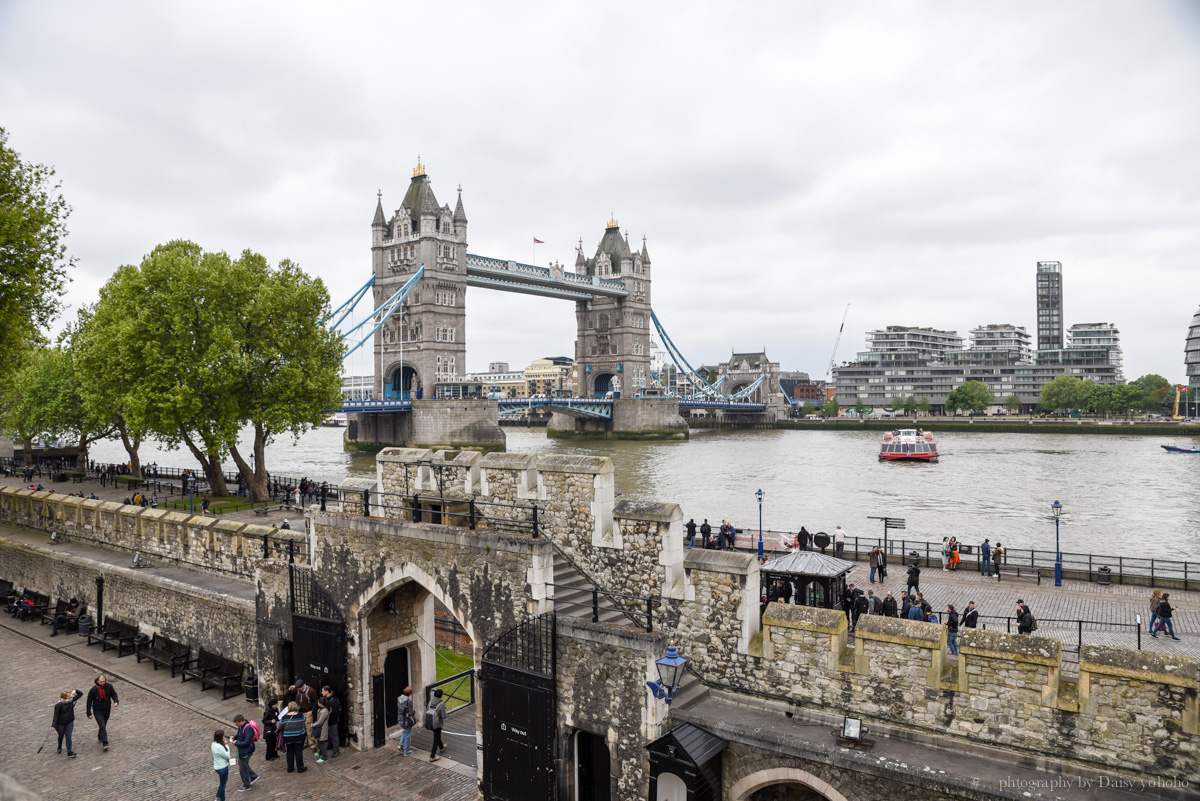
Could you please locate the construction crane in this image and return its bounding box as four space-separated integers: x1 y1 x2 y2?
1172 384 1186 421
827 304 850 377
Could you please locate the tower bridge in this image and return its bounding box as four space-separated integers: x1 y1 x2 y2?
337 162 785 451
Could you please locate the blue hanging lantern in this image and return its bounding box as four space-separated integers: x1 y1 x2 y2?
647 641 687 704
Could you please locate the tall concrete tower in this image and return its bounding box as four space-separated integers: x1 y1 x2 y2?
573 218 653 398
370 160 468 400
1036 261 1064 351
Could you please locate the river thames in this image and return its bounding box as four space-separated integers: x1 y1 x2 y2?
88 426 1198 560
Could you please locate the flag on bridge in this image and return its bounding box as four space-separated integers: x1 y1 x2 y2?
533 237 544 244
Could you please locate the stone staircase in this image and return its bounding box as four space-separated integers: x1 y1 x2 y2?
550 553 627 626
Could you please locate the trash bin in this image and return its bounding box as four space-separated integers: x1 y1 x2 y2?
243 663 259 703
1097 566 1112 586
76 614 94 637
909 550 921 564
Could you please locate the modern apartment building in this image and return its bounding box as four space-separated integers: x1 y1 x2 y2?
1036 261 1064 351
1187 307 1200 393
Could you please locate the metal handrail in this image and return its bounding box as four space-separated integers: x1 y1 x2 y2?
363 490 543 538
545 580 661 632
425 669 475 714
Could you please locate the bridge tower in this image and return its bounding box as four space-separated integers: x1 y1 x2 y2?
370 160 468 401
573 218 654 398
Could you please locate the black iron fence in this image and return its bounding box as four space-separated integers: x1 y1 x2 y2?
963 614 1143 668
359 491 544 538
426 669 475 713
546 580 661 633
263 534 310 564
825 536 1196 591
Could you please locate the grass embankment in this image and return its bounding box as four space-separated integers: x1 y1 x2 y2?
161 496 276 514
774 419 1200 436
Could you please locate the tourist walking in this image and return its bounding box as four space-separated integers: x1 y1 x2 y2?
834 526 846 559
51 689 82 757
427 689 448 762
85 675 119 750
980 539 992 577
906 563 921 597
396 686 416 756
262 700 280 761
313 698 331 764
946 604 960 655
1149 589 1163 634
212 730 231 801
279 702 308 773
321 685 341 758
685 519 697 549
290 678 317 746
900 591 912 619
232 714 260 790
1151 593 1180 640
882 592 897 617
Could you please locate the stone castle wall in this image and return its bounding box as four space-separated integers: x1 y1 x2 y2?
0 534 255 663
0 487 306 576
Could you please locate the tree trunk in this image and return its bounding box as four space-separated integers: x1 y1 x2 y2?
229 424 270 503
117 422 142 478
179 426 229 497
22 436 33 466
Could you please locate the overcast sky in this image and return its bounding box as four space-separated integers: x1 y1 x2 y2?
3 2 1198 382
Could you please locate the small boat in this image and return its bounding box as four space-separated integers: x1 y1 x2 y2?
323 413 347 427
1161 445 1200 453
880 429 939 462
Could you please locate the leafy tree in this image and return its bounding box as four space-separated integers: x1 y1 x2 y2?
1132 374 1171 397
799 401 815 416
85 240 343 500
1004 394 1021 414
916 396 931 415
853 399 870 418
74 302 147 475
902 395 917 416
946 380 993 414
0 127 74 377
820 398 839 417
1039 374 1080 413
1087 383 1113 416
1111 384 1144 417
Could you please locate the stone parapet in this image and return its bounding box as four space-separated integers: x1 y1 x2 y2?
855 614 945 686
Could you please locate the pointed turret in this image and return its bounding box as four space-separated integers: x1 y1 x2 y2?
372 190 386 228
641 234 650 263
575 237 587 271
454 185 467 224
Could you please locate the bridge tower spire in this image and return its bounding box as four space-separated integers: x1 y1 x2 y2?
369 162 468 401
573 216 653 398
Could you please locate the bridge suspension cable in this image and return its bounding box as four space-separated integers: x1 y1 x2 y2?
649 310 728 400
339 266 425 361
323 274 376 329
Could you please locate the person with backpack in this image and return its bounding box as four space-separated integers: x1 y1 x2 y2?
852 589 868 630
867 589 883 616
51 689 83 757
1016 600 1035 634
320 686 341 758
85 674 119 750
279 702 308 774
426 688 447 762
232 714 261 791
289 678 317 747
1151 593 1180 640
396 686 416 756
262 700 280 761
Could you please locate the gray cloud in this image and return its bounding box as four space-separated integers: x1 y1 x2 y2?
2 0 1197 381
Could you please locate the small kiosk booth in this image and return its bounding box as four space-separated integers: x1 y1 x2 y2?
760 550 854 610
646 722 728 801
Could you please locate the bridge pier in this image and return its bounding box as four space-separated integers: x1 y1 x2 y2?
547 398 688 441
344 400 506 453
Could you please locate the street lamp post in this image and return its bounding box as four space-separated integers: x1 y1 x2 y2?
755 488 764 560
1052 498 1063 587
646 641 688 705
188 475 196 515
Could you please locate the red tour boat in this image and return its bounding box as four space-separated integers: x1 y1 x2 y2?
879 429 939 462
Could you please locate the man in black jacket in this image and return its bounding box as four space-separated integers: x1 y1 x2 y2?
85 675 119 750
961 601 979 630
882 592 898 617
1151 593 1179 640
1016 600 1033 635
699 520 712 549
852 591 869 630
906 563 921 597
685 519 697 549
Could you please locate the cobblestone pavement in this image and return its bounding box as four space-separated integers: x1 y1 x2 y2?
0 627 478 801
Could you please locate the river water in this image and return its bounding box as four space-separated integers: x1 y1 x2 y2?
86 426 1199 560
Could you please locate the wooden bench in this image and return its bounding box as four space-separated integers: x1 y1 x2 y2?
86 618 140 657
136 633 191 677
181 648 243 699
0 580 15 604
40 599 69 626
28 591 52 618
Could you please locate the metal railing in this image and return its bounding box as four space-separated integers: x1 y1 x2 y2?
263 534 310 564
361 491 544 538
426 669 475 713
962 614 1143 668
546 581 661 633
828 536 1194 590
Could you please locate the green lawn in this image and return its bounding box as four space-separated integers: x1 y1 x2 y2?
162 496 274 514
435 648 474 711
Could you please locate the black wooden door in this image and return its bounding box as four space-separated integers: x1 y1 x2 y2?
292 615 347 694
577 731 611 801
480 613 556 801
372 673 387 747
383 647 409 727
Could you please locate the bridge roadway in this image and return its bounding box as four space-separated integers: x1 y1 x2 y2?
339 397 766 416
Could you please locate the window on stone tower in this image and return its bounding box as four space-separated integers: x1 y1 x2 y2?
610 343 619 356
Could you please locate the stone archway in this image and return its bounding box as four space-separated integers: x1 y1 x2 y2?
729 767 850 801
385 364 420 400
350 561 480 752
